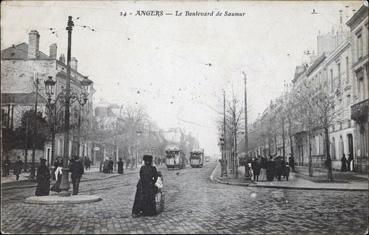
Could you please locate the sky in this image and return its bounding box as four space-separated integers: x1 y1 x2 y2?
1 1 362 156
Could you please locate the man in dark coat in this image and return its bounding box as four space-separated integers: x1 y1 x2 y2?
252 158 261 181
35 158 50 196
109 158 114 173
118 158 124 174
70 156 84 195
13 156 23 181
132 155 158 217
266 156 275 181
2 156 11 177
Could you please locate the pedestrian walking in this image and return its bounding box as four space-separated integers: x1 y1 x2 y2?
35 158 50 196
2 156 11 177
13 156 23 181
348 153 354 171
274 157 283 181
84 156 91 171
288 155 295 172
118 158 124 174
109 157 114 173
51 159 63 193
259 156 267 181
266 156 275 181
341 154 347 172
252 157 261 181
69 155 84 195
132 155 158 217
283 163 291 181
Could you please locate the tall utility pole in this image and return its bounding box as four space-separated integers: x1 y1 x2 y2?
223 90 227 177
242 71 248 155
242 71 251 180
59 16 74 196
30 75 39 180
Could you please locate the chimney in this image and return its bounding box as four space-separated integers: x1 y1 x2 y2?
70 57 78 71
59 54 65 63
28 30 40 59
49 43 57 59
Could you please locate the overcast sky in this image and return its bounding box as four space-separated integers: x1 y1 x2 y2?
1 1 362 156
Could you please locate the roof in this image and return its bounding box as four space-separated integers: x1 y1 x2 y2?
1 43 50 60
1 92 47 105
346 5 368 29
305 54 326 77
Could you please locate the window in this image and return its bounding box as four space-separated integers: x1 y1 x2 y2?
346 57 349 83
330 69 334 92
337 63 341 88
357 33 363 59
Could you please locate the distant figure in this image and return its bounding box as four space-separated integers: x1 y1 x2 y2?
84 156 91 171
252 157 261 181
118 158 124 174
13 156 23 181
103 159 110 173
274 157 283 181
288 155 295 172
348 154 354 172
2 156 11 177
126 158 131 169
266 156 275 181
259 156 267 181
341 154 347 172
283 163 291 181
51 159 63 193
109 158 114 173
132 155 158 217
70 156 84 195
35 158 50 196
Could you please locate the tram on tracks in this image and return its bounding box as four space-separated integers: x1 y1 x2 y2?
190 149 204 168
165 145 186 170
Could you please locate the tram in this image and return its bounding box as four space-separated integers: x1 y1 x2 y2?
190 149 204 168
165 145 186 170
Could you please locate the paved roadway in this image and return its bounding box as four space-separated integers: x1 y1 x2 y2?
1 163 368 234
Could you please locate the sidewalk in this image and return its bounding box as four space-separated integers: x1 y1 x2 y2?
1 165 142 190
211 162 368 191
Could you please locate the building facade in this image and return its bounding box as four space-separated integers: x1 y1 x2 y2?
1 30 94 166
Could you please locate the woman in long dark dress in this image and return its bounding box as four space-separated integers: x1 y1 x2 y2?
132 155 158 217
35 158 51 196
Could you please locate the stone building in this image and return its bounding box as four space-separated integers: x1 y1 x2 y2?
1 30 95 166
346 5 369 172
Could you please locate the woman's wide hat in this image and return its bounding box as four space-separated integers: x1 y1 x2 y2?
143 155 153 162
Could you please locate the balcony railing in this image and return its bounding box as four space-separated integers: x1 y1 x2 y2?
351 98 369 123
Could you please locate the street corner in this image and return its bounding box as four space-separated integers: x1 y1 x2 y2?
24 194 102 205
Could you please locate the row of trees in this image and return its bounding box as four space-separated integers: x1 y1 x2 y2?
250 79 338 181
90 104 199 165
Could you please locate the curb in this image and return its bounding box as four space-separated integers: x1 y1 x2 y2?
209 163 368 192
2 172 135 191
24 195 102 205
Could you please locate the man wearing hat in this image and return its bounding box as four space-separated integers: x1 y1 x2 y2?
132 155 158 217
35 158 51 196
70 155 84 195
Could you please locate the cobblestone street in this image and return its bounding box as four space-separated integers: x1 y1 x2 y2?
1 163 368 234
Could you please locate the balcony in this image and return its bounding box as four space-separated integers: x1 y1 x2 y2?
351 98 369 123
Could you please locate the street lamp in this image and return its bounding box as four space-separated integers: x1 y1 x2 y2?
44 74 92 196
136 130 142 168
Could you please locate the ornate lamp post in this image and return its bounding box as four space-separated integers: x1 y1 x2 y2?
219 135 227 177
44 75 92 196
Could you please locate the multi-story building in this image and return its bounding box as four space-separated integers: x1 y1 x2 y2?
1 30 94 165
346 5 369 172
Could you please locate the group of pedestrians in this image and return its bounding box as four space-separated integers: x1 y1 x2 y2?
35 155 84 196
249 155 292 182
103 158 115 173
2 156 24 181
341 154 354 172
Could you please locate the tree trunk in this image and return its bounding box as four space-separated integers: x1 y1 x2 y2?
308 132 313 177
324 127 333 181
